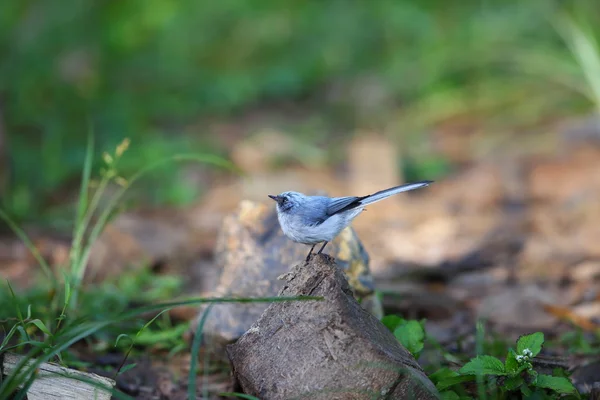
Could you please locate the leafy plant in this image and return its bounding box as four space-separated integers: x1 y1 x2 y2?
557 329 600 356
381 315 426 359
432 332 580 399
382 313 581 399
3 1 600 222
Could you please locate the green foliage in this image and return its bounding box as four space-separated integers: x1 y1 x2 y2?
431 331 579 399
504 349 521 375
381 314 404 332
2 1 600 220
439 391 460 400
0 138 322 398
557 329 600 355
516 332 544 358
381 315 426 359
428 368 474 392
383 312 581 398
0 292 320 398
394 320 426 359
459 355 506 376
555 11 600 114
536 374 580 395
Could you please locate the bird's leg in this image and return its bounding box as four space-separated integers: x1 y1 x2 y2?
316 241 329 254
305 244 317 262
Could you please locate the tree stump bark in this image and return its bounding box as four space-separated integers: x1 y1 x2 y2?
227 254 439 400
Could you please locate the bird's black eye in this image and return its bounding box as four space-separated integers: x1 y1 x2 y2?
280 196 287 204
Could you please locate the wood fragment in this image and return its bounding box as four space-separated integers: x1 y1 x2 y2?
2 352 115 400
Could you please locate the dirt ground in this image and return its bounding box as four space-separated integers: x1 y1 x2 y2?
2 115 600 398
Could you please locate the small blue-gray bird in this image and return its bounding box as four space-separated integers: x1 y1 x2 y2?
268 180 432 261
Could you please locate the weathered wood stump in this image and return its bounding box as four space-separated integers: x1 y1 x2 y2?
192 200 383 356
227 254 439 400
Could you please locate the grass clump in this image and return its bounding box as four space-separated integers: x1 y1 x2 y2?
0 135 320 399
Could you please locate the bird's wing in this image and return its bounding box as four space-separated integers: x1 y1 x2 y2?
326 196 362 216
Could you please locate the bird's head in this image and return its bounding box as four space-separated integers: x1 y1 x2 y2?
268 191 303 213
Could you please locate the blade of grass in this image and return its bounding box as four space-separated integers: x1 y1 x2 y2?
202 337 210 400
554 13 600 113
189 304 213 400
0 209 52 279
70 129 94 265
69 136 129 309
6 281 25 323
219 393 261 400
72 153 240 300
53 274 72 336
68 183 113 309
114 308 173 378
0 324 21 352
11 369 36 400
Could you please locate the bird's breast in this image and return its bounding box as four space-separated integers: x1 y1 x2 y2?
277 212 349 244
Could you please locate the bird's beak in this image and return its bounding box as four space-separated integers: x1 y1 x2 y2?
268 194 278 201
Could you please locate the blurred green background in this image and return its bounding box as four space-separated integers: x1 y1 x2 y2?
1 0 599 224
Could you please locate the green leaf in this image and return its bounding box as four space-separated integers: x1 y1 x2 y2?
535 374 578 395
503 375 524 391
64 278 72 307
520 384 532 397
528 368 538 384
439 390 460 400
0 324 20 351
436 375 476 391
7 281 24 322
505 349 519 374
24 340 46 348
459 355 506 376
135 323 188 346
28 319 52 336
117 363 137 375
393 320 425 358
189 304 214 400
114 334 131 347
429 367 476 391
16 326 29 342
517 332 544 357
381 315 404 332
13 370 36 400
0 210 53 279
429 367 458 384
